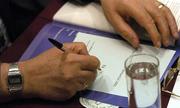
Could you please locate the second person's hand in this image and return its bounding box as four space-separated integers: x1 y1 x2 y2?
100 0 179 48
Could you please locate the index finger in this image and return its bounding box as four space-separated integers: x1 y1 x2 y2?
67 54 100 71
63 42 89 55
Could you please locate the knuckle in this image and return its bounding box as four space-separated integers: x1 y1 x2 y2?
155 13 163 20
65 53 76 62
119 30 134 43
62 69 74 80
120 29 129 37
62 64 80 80
79 42 86 48
64 75 73 81
146 18 155 26
90 56 100 68
145 21 155 30
63 71 77 81
81 56 88 62
77 42 87 52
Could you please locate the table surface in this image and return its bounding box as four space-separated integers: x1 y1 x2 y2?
0 0 177 107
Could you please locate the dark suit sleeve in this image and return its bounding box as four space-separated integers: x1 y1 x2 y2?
0 0 51 42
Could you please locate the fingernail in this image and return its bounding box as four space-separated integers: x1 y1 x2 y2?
169 39 175 46
132 39 139 48
165 40 170 47
156 41 161 48
174 32 179 39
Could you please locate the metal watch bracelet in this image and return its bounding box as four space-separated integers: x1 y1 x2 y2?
7 63 23 96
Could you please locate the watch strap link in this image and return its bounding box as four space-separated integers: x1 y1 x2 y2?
8 63 23 95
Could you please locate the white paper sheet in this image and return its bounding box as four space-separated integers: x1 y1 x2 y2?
74 32 176 97
53 2 116 33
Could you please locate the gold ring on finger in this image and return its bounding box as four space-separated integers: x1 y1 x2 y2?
157 2 165 9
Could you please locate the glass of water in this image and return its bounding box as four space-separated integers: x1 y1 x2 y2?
124 54 161 108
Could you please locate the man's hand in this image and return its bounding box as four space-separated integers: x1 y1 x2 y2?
100 0 179 48
18 42 100 101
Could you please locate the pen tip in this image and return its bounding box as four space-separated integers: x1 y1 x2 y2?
98 68 101 71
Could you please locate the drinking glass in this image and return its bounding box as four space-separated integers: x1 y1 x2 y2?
124 54 161 108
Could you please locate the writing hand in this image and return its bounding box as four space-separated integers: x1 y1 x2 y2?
12 42 99 101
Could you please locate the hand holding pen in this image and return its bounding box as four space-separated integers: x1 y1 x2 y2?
24 39 101 101
48 38 101 70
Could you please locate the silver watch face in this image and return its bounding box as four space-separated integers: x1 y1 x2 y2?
8 63 23 95
8 73 22 85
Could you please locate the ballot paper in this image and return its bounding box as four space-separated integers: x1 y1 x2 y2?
74 32 176 107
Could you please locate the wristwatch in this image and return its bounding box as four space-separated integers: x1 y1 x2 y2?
7 63 23 95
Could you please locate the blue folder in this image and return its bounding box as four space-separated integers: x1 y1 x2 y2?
20 21 180 107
